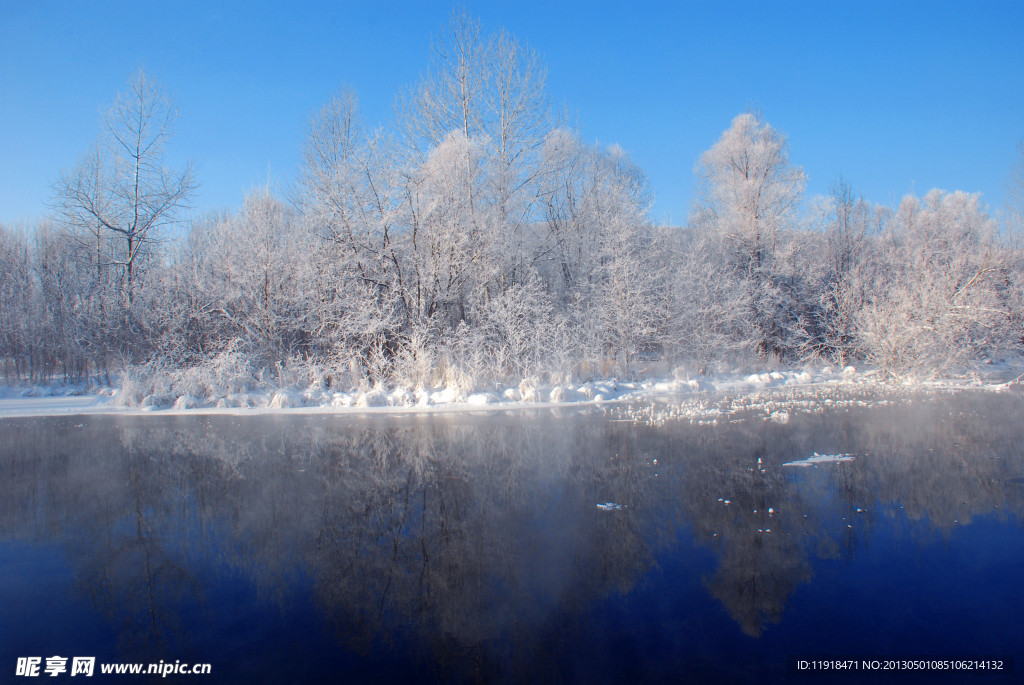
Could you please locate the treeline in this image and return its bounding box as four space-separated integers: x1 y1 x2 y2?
2 12 1023 390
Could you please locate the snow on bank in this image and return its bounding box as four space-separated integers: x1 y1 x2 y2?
0 363 1021 419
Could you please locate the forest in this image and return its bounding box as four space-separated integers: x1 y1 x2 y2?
2 13 1023 403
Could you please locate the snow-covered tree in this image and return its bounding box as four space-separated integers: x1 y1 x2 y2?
693 112 805 274
690 113 807 357
801 177 879 364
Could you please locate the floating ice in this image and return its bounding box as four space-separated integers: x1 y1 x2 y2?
596 502 623 511
783 452 855 467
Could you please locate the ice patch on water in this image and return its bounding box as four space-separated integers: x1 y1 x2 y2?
783 452 855 467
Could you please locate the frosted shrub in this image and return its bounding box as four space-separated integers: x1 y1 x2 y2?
205 345 257 395
113 365 150 408
518 376 542 402
855 191 1014 376
440 358 478 396
669 237 751 365
391 327 436 390
431 322 492 393
482 277 557 378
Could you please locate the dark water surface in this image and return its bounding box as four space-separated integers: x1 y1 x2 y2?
2 393 1023 683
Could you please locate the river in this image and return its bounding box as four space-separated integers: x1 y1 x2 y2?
1 392 1021 682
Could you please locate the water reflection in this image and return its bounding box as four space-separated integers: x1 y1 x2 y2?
2 393 1023 679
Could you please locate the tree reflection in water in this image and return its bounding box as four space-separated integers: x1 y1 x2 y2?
1 393 1022 679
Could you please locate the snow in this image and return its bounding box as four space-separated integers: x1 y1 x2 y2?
429 387 462 404
0 362 1021 419
331 393 355 407
172 395 201 410
269 391 300 409
356 389 389 408
0 395 108 417
502 388 522 402
550 386 583 403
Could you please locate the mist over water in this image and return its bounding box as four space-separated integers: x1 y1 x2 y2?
2 393 1022 683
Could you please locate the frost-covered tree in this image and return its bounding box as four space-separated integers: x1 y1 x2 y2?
398 9 557 291
802 177 878 364
691 113 807 357
53 69 196 309
669 234 749 368
693 112 805 273
294 90 401 293
189 191 314 357
0 225 35 381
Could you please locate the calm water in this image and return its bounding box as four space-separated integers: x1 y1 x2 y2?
1 393 1022 683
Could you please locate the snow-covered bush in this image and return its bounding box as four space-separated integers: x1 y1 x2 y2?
855 191 1016 376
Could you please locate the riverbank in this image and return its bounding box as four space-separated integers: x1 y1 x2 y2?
2 362 1021 419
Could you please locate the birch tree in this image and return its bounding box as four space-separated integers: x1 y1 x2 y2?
53 69 196 308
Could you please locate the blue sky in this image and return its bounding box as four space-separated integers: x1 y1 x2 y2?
2 0 1022 226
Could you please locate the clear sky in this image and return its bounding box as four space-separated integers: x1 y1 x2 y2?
2 0 1022 226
